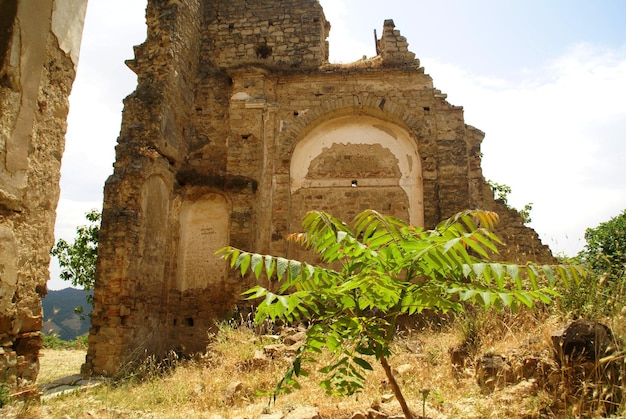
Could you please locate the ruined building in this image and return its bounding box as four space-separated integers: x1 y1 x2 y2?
0 0 88 387
85 0 553 376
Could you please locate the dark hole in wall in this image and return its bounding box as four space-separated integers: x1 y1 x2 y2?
255 44 272 59
351 180 358 187
185 318 194 327
241 133 252 140
423 106 430 112
0 0 18 87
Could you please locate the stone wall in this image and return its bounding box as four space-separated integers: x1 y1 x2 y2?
85 0 554 376
0 0 87 388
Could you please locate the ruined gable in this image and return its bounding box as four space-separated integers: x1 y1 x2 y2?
85 0 554 376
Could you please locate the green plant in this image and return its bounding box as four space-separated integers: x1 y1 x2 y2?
578 209 626 283
51 209 100 310
220 209 583 418
42 333 89 350
42 333 69 349
75 333 89 349
556 210 626 318
420 388 431 418
487 180 533 224
0 383 9 408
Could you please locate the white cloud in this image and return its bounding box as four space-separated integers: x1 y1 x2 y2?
319 0 373 63
423 43 626 256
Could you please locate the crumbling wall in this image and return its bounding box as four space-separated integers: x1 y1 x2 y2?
86 0 554 376
203 0 329 67
0 0 87 388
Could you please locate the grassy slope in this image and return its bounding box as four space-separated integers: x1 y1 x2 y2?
3 311 624 418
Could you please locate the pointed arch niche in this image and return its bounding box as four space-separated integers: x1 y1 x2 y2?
290 115 424 229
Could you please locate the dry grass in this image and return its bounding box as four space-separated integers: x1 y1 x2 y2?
37 349 86 384
4 311 626 418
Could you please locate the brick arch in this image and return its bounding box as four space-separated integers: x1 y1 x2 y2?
289 113 424 228
282 96 425 152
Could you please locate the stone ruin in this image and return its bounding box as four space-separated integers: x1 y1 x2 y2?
0 0 88 388
84 0 555 376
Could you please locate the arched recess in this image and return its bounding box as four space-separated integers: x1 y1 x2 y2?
290 114 424 230
138 175 170 288
176 194 230 291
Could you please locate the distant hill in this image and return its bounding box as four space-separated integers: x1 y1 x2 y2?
42 288 92 341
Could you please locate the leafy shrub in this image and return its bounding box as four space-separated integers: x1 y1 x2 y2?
221 209 581 418
558 210 626 319
42 334 69 349
578 209 626 282
42 333 89 350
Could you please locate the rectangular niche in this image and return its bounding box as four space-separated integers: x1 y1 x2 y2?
177 194 230 291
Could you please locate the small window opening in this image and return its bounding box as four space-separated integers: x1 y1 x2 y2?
241 134 252 140
351 180 358 187
185 317 194 327
255 44 272 59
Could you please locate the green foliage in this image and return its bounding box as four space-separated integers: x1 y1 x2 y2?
578 209 626 282
42 334 68 349
556 271 625 319
488 181 512 204
0 383 9 408
51 209 100 306
220 209 582 415
487 180 533 224
42 333 88 350
560 210 626 318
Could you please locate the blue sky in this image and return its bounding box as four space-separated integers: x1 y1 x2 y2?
50 0 626 289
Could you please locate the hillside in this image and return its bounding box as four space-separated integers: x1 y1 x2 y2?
11 313 624 418
41 288 92 341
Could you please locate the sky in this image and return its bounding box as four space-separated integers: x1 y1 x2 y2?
50 0 626 290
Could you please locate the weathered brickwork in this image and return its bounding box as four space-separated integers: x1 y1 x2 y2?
86 0 554 376
0 0 87 389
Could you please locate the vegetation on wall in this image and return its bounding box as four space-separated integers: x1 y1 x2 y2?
220 209 583 418
487 180 533 224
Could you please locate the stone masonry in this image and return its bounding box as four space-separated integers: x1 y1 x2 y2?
85 0 554 376
0 0 87 388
